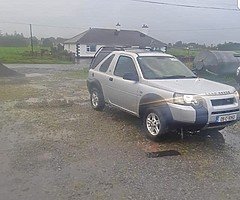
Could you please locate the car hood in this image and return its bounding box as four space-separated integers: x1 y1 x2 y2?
146 78 236 95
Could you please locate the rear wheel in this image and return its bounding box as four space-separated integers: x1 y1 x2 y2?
142 108 166 141
90 88 105 111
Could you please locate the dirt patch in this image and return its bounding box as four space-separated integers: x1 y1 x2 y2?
0 84 38 101
0 63 24 77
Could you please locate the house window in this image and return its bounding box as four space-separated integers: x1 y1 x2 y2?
86 45 96 52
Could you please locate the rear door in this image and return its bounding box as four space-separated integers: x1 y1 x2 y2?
106 55 140 114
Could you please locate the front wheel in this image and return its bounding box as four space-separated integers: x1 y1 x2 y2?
142 108 167 141
90 88 105 111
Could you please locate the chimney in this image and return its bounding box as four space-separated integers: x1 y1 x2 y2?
142 24 149 36
115 23 121 36
116 23 121 32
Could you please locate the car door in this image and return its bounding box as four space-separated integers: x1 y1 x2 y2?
106 55 140 114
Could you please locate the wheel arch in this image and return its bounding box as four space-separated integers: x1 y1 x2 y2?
139 93 173 125
87 78 103 94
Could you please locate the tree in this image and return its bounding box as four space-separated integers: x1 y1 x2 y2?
217 42 240 51
174 41 183 47
42 38 54 47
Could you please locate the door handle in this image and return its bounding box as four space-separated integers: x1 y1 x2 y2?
109 77 113 81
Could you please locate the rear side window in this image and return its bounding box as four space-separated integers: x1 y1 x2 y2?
99 54 115 72
91 52 111 69
114 56 137 77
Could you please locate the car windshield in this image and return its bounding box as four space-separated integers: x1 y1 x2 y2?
137 56 197 80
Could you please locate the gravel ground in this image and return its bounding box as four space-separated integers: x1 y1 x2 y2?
0 64 240 200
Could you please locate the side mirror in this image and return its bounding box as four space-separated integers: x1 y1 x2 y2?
123 73 139 81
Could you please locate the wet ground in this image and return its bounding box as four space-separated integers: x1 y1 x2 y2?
0 64 240 200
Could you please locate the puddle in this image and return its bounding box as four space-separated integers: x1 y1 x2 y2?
138 130 228 159
146 150 181 158
26 73 45 77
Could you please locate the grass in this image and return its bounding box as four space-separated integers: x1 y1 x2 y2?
198 71 237 86
0 46 72 64
55 68 89 79
67 68 89 79
167 48 199 57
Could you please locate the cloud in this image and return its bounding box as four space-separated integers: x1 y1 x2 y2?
0 0 239 44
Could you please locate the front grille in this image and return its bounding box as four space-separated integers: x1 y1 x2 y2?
212 109 240 115
211 98 235 106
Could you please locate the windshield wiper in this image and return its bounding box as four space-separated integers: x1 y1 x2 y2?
159 75 197 79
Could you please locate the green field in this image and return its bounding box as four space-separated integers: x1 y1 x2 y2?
0 46 199 64
0 46 72 64
55 68 89 79
167 48 199 57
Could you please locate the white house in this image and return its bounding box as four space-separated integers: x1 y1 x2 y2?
64 27 166 58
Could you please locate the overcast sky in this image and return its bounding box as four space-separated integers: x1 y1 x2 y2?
0 0 240 44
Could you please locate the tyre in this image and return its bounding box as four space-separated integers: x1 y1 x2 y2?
90 87 105 111
142 108 167 141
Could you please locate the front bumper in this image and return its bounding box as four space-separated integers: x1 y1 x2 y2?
167 96 240 131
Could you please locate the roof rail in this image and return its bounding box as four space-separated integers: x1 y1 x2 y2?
96 45 167 53
90 46 126 69
90 45 167 69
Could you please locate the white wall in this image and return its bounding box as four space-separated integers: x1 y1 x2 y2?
64 44 103 58
64 44 76 54
79 45 103 58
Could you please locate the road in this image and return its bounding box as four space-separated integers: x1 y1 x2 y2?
0 64 240 200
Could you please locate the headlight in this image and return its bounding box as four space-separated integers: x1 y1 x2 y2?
234 90 239 100
173 93 201 106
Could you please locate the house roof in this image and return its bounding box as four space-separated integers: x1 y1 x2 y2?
64 28 166 48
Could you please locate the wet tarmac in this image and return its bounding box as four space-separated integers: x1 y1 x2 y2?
0 64 240 200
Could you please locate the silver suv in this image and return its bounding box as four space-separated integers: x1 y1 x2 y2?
87 47 240 141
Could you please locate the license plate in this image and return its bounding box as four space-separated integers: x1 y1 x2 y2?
216 114 237 123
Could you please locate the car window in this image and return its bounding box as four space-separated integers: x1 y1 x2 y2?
138 56 196 79
99 54 115 72
114 56 138 78
90 52 111 69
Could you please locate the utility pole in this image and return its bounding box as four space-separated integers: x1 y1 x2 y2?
187 47 190 63
30 24 34 56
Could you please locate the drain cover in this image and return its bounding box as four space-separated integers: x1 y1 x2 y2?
146 150 181 158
